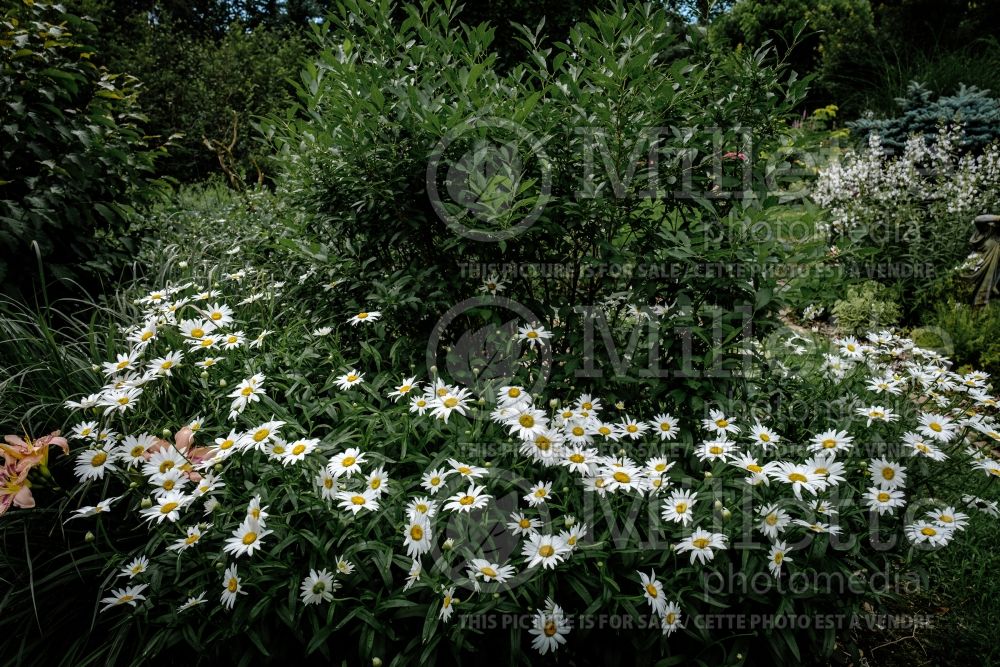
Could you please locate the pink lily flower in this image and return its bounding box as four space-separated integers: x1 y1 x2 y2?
1 431 69 475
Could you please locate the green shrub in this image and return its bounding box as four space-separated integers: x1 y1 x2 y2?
915 300 1000 378
262 0 810 404
0 0 164 299
831 281 901 334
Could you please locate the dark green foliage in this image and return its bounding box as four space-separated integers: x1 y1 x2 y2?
848 81 1000 154
116 23 310 184
0 0 164 300
710 0 876 102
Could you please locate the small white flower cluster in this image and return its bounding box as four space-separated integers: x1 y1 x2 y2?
814 127 1000 236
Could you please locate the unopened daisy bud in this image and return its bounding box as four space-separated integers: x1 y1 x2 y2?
477 398 486 406
178 260 189 269
442 538 455 551
200 371 209 379
372 659 382 667
84 531 95 543
549 398 559 409
214 463 223 473
472 367 480 376
615 401 625 410
464 430 472 436
704 471 713 479
129 480 139 489
564 516 576 527
219 379 227 388
561 487 569 493
492 593 500 599
713 500 723 510
721 509 732 521
597 561 604 568
618 448 626 456
429 365 438 375
140 497 153 509
161 428 171 438
91 364 100 372
484 461 492 468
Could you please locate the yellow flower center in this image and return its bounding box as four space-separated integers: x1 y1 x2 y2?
370 478 382 490
117 397 130 405
526 331 538 339
141 331 154 341
665 613 676 625
241 387 253 396
519 414 535 428
410 525 423 540
430 476 441 486
822 439 836 449
877 492 890 502
788 472 807 483
459 495 475 506
882 468 895 480
242 532 257 545
746 464 762 474
342 456 356 467
227 578 238 593
692 537 710 549
569 453 585 464
292 444 306 456
480 566 497 578
675 502 688 514
323 478 333 489
186 533 200 545
765 514 778 526
253 429 270 442
350 495 366 505
534 488 547 498
191 328 204 338
715 419 728 429
613 471 630 483
346 374 358 382
929 422 942 432
920 526 937 536
160 502 179 513
544 620 557 636
444 397 459 408
939 514 953 523
163 479 175 491
357 312 369 319
774 552 784 564
645 583 658 598
508 388 521 398
709 446 724 455
626 424 638 433
210 312 222 320
572 426 585 437
91 452 108 466
538 545 555 557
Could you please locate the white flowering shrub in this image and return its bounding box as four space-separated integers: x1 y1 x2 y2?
812 126 1000 308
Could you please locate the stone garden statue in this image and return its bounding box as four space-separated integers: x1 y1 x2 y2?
967 214 1000 306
